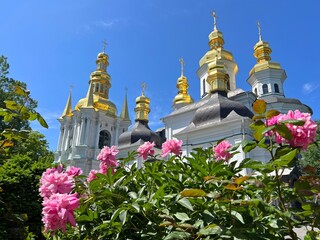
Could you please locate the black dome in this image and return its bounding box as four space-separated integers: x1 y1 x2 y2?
118 120 162 147
192 91 253 126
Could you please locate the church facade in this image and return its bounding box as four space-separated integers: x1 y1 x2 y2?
55 16 312 174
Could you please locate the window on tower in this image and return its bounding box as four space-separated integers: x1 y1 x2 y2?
254 88 258 96
202 79 207 97
98 130 111 149
262 84 268 94
274 84 279 93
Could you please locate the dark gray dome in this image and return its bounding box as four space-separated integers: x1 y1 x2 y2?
192 91 253 126
118 120 162 147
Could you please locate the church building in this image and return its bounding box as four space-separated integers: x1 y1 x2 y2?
55 14 312 174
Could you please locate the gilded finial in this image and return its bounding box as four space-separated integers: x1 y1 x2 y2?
257 21 262 41
179 57 185 76
211 11 218 31
102 39 108 52
141 82 146 96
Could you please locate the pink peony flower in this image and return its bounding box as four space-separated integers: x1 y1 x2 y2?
161 139 183 157
138 141 156 160
42 193 79 233
266 110 317 150
97 146 119 167
66 166 83 177
39 167 74 198
214 140 233 161
87 169 98 183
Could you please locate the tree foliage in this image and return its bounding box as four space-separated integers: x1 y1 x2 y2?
0 55 53 239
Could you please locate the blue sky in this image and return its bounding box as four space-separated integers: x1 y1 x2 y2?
1 0 319 150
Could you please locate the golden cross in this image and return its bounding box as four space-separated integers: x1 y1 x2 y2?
141 82 147 96
179 57 185 76
102 39 108 52
257 21 262 41
211 11 218 30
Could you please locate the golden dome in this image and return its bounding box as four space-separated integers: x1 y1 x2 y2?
206 58 230 93
173 58 193 106
135 86 151 122
249 21 281 76
75 94 117 116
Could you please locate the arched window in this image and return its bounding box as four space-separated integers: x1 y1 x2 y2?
226 78 230 90
254 88 258 96
95 84 99 92
98 130 111 149
202 79 206 96
262 84 268 94
274 84 279 93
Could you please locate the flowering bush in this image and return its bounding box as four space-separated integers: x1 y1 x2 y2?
214 140 233 161
161 138 183 157
41 100 319 239
39 165 81 235
137 141 155 160
266 109 317 149
42 193 79 233
97 145 119 167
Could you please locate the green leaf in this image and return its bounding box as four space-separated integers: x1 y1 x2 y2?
273 149 297 167
280 119 306 126
77 214 92 223
275 124 293 140
252 99 267 115
37 113 48 128
28 112 37 121
3 114 13 123
266 110 280 119
177 198 193 211
174 212 191 222
4 100 19 110
119 209 127 225
180 189 207 197
164 231 191 240
231 210 244 224
14 85 27 96
198 224 222 236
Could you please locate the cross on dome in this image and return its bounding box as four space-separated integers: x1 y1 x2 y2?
257 21 262 41
141 82 147 96
102 39 108 52
179 57 185 76
211 11 218 30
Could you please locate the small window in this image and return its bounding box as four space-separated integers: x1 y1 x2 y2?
99 130 111 149
254 88 258 96
202 79 207 96
262 84 268 94
95 84 99 92
274 84 279 93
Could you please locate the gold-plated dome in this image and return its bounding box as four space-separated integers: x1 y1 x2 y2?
134 83 151 122
206 58 230 93
249 22 281 76
75 48 117 116
173 58 193 106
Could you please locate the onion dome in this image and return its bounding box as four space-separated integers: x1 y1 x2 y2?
249 21 281 76
173 58 193 108
75 48 117 116
118 85 162 147
192 55 253 126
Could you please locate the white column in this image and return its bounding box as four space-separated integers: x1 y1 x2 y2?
57 125 64 151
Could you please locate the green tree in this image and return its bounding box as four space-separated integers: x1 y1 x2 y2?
0 56 53 239
0 55 37 131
